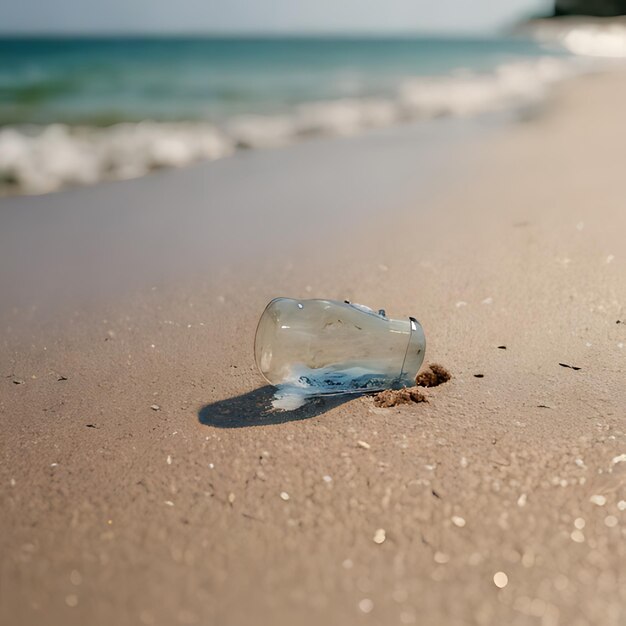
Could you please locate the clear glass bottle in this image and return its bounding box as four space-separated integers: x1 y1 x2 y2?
255 298 425 398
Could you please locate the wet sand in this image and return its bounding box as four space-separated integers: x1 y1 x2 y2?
1 71 626 626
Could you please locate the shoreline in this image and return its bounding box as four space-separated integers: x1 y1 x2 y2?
0 113 497 325
2 70 626 626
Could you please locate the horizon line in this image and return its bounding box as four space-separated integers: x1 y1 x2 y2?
0 26 524 39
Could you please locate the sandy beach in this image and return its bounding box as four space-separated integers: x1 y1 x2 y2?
1 69 625 626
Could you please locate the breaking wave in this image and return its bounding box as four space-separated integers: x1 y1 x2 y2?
0 56 588 196
527 18 626 58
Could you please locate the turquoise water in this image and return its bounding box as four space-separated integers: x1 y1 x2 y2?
0 36 565 126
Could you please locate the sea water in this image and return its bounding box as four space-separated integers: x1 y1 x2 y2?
270 364 398 410
0 36 584 194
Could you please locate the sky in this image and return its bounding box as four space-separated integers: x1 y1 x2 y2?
1 0 552 35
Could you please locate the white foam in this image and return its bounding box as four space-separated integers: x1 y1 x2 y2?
529 20 626 58
0 122 233 195
0 56 589 196
399 57 580 118
295 98 398 137
271 391 309 411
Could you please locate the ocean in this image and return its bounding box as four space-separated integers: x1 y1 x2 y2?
0 36 573 125
0 35 582 194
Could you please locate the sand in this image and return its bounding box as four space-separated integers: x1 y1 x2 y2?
372 365 451 408
1 71 626 626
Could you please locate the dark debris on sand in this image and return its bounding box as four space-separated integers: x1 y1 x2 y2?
372 364 451 408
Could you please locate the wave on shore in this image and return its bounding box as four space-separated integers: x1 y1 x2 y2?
526 18 626 58
0 57 585 196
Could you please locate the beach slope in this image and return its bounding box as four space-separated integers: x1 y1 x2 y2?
1 71 626 626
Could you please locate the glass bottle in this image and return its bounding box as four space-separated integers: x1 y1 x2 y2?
255 298 425 400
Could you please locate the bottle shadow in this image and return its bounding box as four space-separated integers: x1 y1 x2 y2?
198 385 357 428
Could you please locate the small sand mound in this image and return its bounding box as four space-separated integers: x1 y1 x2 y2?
374 387 427 408
372 363 451 408
415 363 451 387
